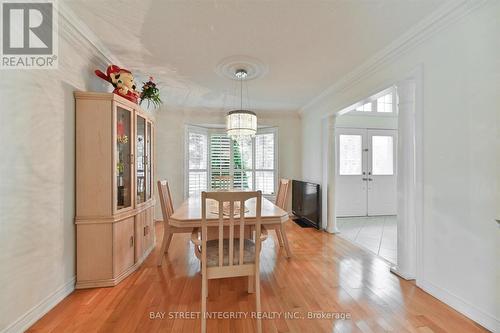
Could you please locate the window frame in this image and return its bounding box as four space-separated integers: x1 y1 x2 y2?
184 125 278 199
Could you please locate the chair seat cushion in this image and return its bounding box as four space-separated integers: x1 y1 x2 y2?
205 239 255 267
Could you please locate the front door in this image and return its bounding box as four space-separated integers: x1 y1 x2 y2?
366 129 397 215
336 128 368 216
336 128 397 216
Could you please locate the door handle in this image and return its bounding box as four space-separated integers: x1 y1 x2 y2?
362 178 368 181
368 178 373 181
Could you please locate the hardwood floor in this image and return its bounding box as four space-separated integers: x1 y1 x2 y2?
28 220 488 333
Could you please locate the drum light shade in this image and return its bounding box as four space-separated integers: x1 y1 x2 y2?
226 110 257 139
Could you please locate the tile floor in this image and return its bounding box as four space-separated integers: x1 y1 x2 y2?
337 215 397 264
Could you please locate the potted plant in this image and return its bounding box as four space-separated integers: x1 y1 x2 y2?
139 76 162 109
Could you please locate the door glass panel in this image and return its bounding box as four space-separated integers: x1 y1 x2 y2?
136 116 146 203
372 136 394 175
339 135 362 175
116 107 132 210
146 122 152 200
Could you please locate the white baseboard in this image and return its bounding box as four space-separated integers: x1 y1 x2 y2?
1 277 75 333
390 265 415 280
418 279 498 332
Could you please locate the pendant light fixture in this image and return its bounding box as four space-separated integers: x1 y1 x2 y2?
226 69 257 139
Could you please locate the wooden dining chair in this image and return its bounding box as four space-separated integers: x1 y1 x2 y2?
275 178 291 210
273 178 292 257
157 180 174 266
157 180 192 266
191 191 266 333
212 175 233 191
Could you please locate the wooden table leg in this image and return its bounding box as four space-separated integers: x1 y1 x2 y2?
275 226 284 247
280 223 292 258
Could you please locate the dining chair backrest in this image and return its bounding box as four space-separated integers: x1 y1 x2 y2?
275 178 291 210
212 175 233 191
201 191 262 268
157 180 174 222
199 190 263 333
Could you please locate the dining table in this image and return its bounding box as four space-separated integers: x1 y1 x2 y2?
168 195 292 257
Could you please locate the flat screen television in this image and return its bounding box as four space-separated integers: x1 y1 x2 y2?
292 180 320 229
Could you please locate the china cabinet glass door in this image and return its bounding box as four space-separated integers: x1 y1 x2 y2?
146 122 152 200
136 115 146 204
116 106 132 211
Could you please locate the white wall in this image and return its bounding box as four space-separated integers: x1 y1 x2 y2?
301 2 499 330
0 19 112 333
154 107 302 218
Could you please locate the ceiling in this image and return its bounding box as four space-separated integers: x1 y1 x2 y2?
66 0 444 112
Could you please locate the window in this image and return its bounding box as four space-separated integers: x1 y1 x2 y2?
187 130 208 196
233 136 253 190
255 133 275 194
351 89 395 114
376 93 393 113
355 102 372 112
210 134 231 187
338 134 362 175
185 126 277 197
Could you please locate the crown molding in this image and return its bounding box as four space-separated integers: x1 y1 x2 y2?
299 0 488 115
57 2 120 68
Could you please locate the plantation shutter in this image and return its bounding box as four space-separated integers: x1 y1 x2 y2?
210 134 231 188
233 136 253 190
187 130 208 196
255 133 275 195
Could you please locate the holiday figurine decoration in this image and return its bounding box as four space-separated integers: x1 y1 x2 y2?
140 76 162 109
95 65 140 104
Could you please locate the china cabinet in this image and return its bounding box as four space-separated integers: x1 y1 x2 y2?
74 92 155 289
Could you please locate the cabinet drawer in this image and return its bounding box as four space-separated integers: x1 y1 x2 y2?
113 217 135 276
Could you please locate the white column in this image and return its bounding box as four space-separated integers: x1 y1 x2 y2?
391 80 417 279
326 115 339 234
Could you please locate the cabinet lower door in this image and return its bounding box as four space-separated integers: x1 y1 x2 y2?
113 217 135 277
146 206 155 249
135 208 154 261
135 211 145 261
